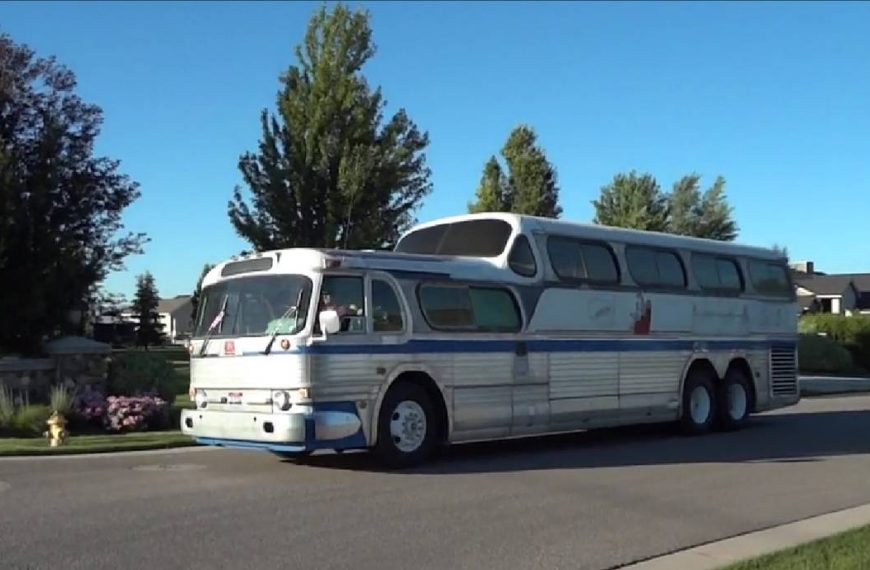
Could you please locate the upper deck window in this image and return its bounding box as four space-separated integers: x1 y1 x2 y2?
626 246 686 289
395 219 513 257
748 260 792 297
692 253 744 292
547 236 619 284
508 235 537 277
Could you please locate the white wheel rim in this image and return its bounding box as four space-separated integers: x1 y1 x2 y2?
689 386 711 425
389 400 427 453
728 383 747 421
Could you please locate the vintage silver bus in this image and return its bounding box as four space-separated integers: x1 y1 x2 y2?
181 213 799 467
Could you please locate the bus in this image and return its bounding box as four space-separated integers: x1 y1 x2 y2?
181 213 799 467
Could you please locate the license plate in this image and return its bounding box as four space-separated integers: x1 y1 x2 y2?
227 392 243 405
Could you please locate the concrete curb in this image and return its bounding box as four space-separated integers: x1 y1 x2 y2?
800 375 870 396
618 503 870 569
0 445 211 462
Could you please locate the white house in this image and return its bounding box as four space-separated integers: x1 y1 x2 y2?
791 261 870 315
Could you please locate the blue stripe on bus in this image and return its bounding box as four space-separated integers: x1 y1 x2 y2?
233 337 795 357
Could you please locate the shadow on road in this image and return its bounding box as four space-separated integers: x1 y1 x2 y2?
289 408 870 474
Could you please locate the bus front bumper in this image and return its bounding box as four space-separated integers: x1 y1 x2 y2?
180 404 367 454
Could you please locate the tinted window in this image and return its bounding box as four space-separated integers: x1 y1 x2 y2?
469 288 521 331
394 225 446 255
583 243 619 283
547 237 618 283
372 280 404 332
508 235 537 277
626 247 686 289
692 253 743 292
748 260 792 297
419 285 521 332
692 254 720 289
395 220 512 257
717 259 742 290
419 285 475 328
626 247 659 286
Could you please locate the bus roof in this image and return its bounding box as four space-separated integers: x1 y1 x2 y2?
398 212 784 261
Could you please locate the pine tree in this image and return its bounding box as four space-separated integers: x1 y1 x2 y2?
468 125 561 218
227 3 432 251
132 272 164 348
592 171 669 232
669 174 737 241
468 157 508 213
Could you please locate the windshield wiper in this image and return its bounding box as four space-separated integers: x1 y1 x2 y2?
198 295 228 357
263 289 304 355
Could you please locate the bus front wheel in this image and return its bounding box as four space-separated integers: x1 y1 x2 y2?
680 369 717 435
374 382 437 469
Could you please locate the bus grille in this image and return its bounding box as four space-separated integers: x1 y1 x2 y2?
770 346 798 396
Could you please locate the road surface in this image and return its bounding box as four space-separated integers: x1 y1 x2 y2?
1 395 869 570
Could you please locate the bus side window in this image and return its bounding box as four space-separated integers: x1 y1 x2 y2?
319 276 365 333
372 280 404 332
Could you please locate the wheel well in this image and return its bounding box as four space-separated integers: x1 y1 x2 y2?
684 358 718 390
725 357 758 411
387 371 449 444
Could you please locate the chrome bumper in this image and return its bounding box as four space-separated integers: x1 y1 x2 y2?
180 407 365 451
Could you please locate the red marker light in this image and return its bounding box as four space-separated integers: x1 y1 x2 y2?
280 339 290 351
224 340 235 355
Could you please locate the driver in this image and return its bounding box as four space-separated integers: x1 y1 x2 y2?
319 289 359 318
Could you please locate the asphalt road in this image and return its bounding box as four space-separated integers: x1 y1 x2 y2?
1 395 869 570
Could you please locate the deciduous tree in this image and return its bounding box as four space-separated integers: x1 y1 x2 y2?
228 3 432 251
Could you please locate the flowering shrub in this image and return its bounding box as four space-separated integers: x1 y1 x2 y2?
104 395 169 433
72 384 108 424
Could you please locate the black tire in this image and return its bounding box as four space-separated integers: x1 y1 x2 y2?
679 368 717 435
715 368 753 431
373 382 438 469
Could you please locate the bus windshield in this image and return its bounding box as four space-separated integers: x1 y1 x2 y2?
193 275 312 338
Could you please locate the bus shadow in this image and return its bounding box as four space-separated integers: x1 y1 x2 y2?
290 409 870 474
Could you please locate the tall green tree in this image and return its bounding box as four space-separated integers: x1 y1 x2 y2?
0 34 145 354
132 272 164 348
669 174 737 240
592 171 669 232
189 263 215 327
468 125 562 218
228 3 432 251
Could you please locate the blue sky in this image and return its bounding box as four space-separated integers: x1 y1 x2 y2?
2 1 869 298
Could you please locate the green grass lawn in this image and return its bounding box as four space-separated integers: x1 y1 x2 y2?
724 524 870 570
0 431 195 457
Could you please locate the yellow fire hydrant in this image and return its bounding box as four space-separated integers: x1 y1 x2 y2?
44 411 69 448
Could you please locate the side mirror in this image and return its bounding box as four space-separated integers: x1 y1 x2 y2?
318 310 340 335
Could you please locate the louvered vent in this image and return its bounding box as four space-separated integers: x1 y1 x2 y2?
770 346 797 396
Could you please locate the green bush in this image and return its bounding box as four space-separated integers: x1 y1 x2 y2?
0 386 15 429
798 333 854 374
800 315 870 372
108 351 178 404
10 405 52 437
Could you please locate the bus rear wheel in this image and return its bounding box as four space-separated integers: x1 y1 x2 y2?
716 368 752 431
374 382 437 469
680 369 717 435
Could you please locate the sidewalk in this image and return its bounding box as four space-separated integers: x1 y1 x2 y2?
800 375 870 396
618 503 870 569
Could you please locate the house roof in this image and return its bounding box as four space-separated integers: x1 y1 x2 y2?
833 273 870 292
157 295 192 314
793 274 858 296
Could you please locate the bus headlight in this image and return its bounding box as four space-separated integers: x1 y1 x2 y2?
194 390 208 409
273 390 292 411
